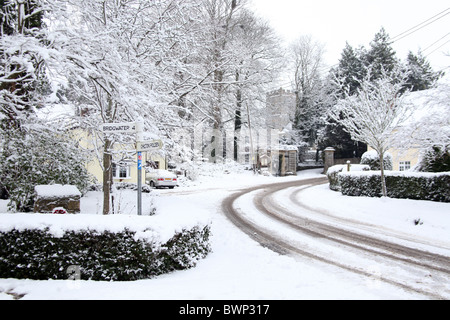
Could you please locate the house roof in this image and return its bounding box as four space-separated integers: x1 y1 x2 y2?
403 86 449 124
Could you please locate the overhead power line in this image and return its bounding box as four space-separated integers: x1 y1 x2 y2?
422 32 450 53
425 39 450 58
391 7 450 43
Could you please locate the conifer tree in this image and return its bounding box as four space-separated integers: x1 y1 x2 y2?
404 50 443 92
364 27 398 80
334 42 366 96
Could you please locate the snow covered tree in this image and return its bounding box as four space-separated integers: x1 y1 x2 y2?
416 145 450 173
229 9 283 161
0 0 53 130
321 43 369 158
0 122 91 212
0 1 92 212
47 0 198 214
364 27 399 80
169 1 281 164
289 35 327 147
332 42 367 96
329 67 412 197
397 83 450 169
403 50 443 92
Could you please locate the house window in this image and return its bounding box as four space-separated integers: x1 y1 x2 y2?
112 163 131 179
399 161 411 171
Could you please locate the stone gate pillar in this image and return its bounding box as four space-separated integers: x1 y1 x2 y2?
323 147 335 174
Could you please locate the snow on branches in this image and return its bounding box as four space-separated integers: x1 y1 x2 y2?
329 67 413 196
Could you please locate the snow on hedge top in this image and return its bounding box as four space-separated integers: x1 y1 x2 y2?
35 185 81 199
339 170 450 178
327 164 370 175
0 198 211 245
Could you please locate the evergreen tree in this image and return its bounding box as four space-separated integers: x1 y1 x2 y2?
334 42 366 96
416 146 450 173
364 27 398 80
404 50 443 92
321 43 368 158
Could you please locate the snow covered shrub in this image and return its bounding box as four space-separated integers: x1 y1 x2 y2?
327 165 346 191
0 128 92 212
338 171 450 202
0 224 211 281
158 226 211 272
415 146 450 173
327 164 370 191
361 150 393 171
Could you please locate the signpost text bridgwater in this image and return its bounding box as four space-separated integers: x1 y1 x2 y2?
100 123 137 134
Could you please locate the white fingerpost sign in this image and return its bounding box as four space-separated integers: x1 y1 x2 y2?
100 123 137 134
137 140 163 152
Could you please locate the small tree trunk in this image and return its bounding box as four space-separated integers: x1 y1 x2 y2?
379 151 387 197
234 75 242 162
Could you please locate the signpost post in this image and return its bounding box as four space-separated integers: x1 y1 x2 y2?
101 119 162 216
136 120 144 216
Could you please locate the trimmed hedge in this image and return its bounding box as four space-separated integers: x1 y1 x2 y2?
326 164 370 191
338 171 450 202
0 225 211 281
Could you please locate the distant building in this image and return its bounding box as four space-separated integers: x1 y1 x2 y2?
265 88 296 131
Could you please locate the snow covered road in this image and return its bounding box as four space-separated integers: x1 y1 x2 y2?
223 177 450 300
1 169 449 300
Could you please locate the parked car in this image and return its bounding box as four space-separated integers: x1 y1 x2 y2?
146 169 178 189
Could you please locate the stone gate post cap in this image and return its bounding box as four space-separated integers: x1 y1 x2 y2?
324 147 336 152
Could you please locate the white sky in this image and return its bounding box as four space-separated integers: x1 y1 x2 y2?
250 0 450 79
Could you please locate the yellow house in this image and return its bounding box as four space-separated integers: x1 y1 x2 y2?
369 88 448 172
73 128 166 185
388 148 420 171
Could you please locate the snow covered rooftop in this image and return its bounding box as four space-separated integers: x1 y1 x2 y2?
403 86 449 124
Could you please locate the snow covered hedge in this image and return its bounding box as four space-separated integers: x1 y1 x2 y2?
0 214 211 281
338 171 450 202
326 164 370 191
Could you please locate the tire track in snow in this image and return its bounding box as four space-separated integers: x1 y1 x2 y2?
222 177 450 300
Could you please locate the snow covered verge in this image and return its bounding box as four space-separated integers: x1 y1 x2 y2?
297 183 450 253
0 201 211 282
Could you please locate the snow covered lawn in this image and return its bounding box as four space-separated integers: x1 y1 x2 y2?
1 168 449 300
298 183 450 253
